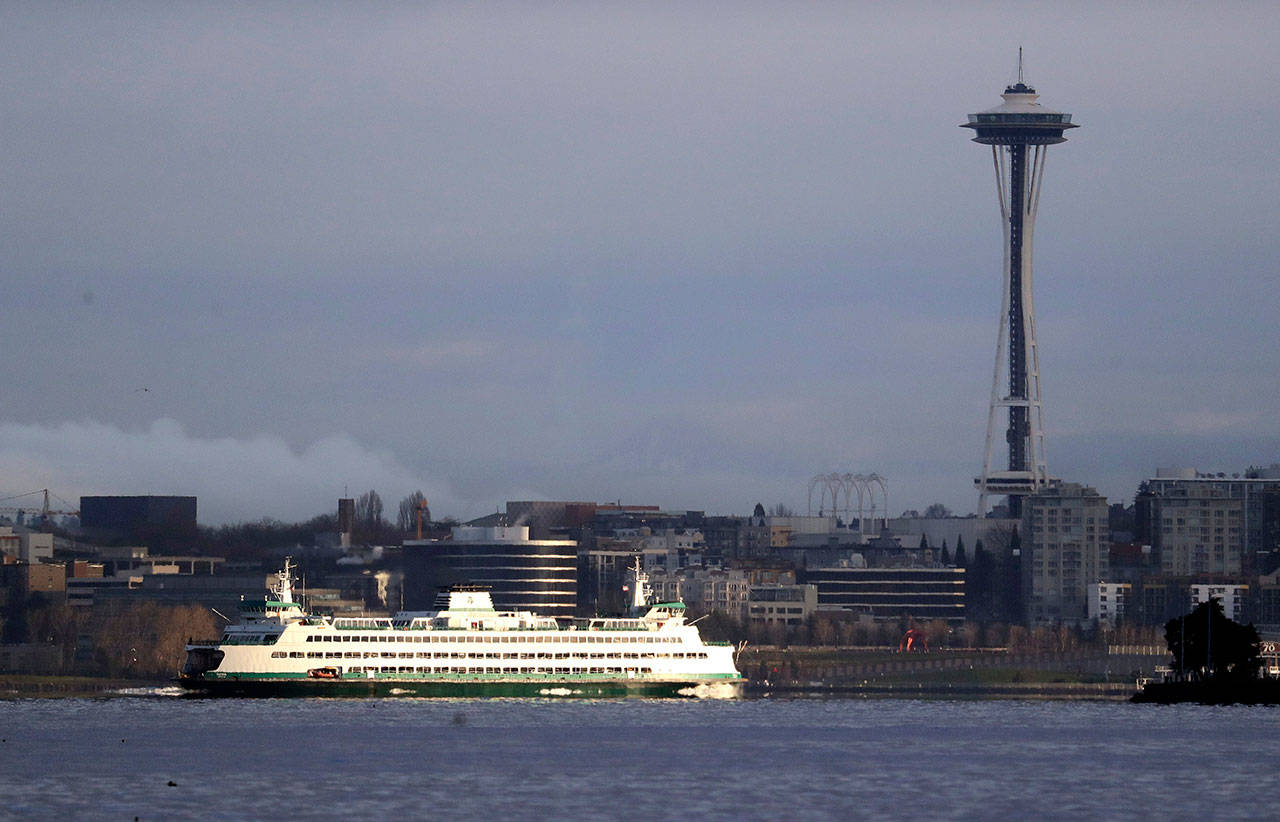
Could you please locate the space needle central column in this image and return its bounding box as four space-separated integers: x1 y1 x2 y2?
963 63 1077 517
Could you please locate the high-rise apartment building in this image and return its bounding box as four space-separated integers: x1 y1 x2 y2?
1137 467 1280 574
1022 483 1109 624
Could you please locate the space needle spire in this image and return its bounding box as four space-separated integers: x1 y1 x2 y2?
962 58 1078 517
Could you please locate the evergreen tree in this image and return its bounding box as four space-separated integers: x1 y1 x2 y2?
971 538 993 619
1165 598 1261 681
954 535 967 567
941 539 951 565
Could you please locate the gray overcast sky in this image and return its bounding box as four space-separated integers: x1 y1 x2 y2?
2 2 1278 524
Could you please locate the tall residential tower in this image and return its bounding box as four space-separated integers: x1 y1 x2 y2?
963 59 1078 517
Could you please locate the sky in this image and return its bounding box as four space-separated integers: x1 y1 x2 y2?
2 2 1279 525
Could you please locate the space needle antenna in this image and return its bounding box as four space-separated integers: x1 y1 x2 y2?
1018 47 1024 84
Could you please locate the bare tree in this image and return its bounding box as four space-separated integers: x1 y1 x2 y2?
354 490 384 531
397 491 429 534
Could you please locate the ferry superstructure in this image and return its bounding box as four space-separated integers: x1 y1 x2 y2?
180 560 742 697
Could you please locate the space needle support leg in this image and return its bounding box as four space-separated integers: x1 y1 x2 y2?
979 144 1011 515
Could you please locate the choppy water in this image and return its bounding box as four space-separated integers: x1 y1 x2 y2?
1 692 1277 820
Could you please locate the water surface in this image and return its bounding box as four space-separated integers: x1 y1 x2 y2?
1 694 1274 819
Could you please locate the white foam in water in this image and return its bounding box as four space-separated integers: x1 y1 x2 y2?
678 681 742 699
109 686 186 697
538 688 581 696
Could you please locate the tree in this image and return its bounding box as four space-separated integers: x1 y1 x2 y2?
355 490 384 530
397 491 429 534
954 535 967 568
695 609 747 645
924 503 952 518
968 538 995 620
94 601 218 678
940 539 951 565
918 534 929 550
1165 598 1261 681
811 614 836 646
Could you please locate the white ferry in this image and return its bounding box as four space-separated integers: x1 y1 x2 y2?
179 559 742 697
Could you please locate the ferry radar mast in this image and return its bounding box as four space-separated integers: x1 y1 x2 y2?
272 557 296 605
629 556 650 615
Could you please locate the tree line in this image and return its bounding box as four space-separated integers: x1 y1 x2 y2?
2 591 218 679
194 489 449 559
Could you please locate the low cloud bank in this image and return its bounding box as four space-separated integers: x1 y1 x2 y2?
0 418 450 526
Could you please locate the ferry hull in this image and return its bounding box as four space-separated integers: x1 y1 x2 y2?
179 674 740 699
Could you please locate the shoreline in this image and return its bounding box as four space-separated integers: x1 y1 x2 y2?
0 672 1139 700
745 680 1135 700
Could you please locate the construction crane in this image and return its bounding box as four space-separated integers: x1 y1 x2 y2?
415 498 431 540
0 488 79 530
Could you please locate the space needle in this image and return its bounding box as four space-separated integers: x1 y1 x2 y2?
963 54 1078 517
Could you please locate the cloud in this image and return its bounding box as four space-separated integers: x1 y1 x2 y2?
1 4 1278 525
0 418 452 526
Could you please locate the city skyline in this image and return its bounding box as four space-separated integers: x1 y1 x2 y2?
2 4 1279 524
